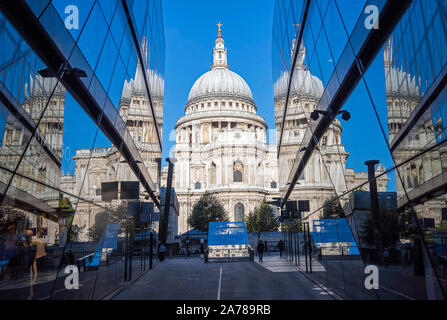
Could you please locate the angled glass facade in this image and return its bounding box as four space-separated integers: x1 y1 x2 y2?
274 0 447 300
0 0 164 300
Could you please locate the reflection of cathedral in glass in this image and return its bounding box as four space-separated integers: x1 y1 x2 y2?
61 39 164 241
274 39 388 223
0 76 65 244
385 37 447 225
384 38 422 143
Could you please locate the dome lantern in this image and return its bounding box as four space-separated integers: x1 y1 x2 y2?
187 24 255 104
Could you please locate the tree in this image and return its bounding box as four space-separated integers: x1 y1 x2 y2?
322 196 345 219
188 193 229 233
87 204 132 241
245 199 280 240
281 219 303 232
360 208 411 249
67 224 85 243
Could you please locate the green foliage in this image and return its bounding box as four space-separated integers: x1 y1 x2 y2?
360 208 412 248
87 204 131 241
188 193 229 233
322 196 345 219
67 224 85 243
281 219 303 232
245 199 279 239
438 220 447 231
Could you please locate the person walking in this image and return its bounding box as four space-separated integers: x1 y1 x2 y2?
200 242 204 260
257 240 265 263
32 227 47 279
277 240 284 258
159 243 166 262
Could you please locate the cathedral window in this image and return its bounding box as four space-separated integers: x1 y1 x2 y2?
214 102 218 106
233 161 243 183
234 203 245 222
211 163 217 185
222 101 226 106
195 182 201 189
271 181 277 188
233 170 242 182
229 102 233 107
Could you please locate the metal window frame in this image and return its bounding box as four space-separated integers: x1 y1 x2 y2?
0 0 161 207
279 0 413 207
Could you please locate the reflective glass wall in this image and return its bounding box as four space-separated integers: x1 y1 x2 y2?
273 0 447 300
0 0 164 300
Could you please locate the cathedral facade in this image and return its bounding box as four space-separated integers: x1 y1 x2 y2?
61 42 164 241
172 27 388 235
172 25 279 235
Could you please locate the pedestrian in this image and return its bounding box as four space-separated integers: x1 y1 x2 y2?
23 230 36 282
159 243 166 262
257 240 265 262
32 227 47 279
200 242 204 260
277 240 284 258
383 248 390 267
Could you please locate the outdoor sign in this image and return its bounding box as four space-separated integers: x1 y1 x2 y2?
101 182 118 202
121 181 140 199
286 200 297 213
298 200 310 212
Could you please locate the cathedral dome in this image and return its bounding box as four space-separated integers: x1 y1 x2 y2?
188 68 254 103
274 68 324 99
187 24 254 104
274 43 324 100
385 66 420 98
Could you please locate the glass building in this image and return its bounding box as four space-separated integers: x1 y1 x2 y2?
0 0 165 299
273 0 447 299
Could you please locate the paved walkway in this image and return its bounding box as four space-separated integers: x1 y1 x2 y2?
113 253 333 300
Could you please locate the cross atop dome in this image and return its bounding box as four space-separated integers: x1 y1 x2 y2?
217 22 223 38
